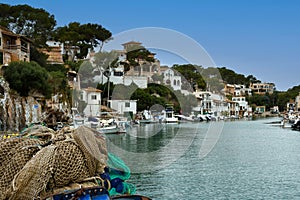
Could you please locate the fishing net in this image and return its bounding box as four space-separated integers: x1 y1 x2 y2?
107 153 136 196
0 136 50 199
0 125 136 199
0 125 108 199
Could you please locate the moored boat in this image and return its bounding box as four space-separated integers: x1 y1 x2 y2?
291 118 300 131
162 104 178 124
99 118 120 134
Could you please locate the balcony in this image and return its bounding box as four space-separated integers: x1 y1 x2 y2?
3 44 28 53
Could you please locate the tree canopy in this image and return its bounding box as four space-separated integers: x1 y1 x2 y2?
3 61 52 98
172 64 206 90
126 46 155 67
0 3 56 47
218 67 261 86
53 22 112 59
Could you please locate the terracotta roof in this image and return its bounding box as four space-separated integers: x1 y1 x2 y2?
122 41 142 46
0 26 32 43
84 87 102 93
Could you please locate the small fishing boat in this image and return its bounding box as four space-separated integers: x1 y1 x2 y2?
43 186 152 200
99 123 120 134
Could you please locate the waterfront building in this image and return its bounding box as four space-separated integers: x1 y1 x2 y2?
193 90 228 117
81 87 102 116
232 96 249 117
226 99 239 117
210 93 228 117
193 91 212 115
0 26 31 66
250 82 275 95
255 106 266 114
108 99 137 118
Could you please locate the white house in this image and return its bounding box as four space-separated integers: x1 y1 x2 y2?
232 96 249 116
108 100 137 117
94 66 148 89
162 68 182 91
234 84 252 96
192 91 212 115
193 90 229 117
82 87 102 116
210 93 228 117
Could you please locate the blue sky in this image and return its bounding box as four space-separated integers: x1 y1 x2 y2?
2 0 300 91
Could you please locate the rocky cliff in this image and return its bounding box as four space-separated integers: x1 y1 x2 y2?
0 78 42 132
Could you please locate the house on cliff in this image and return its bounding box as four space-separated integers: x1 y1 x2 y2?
0 26 31 66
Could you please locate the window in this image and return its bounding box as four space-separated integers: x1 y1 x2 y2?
125 102 130 107
91 95 97 100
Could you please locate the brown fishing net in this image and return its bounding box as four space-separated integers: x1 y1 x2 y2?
0 125 107 200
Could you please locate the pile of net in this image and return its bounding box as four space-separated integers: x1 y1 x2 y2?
0 125 135 199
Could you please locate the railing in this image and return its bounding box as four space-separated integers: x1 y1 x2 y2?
21 45 28 53
3 45 28 53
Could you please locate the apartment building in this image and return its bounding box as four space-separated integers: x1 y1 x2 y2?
250 83 275 95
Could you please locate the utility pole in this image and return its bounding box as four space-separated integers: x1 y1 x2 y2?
106 67 111 107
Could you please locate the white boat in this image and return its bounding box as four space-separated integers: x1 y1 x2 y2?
162 105 178 124
98 118 120 134
137 110 158 124
280 119 292 128
174 114 194 122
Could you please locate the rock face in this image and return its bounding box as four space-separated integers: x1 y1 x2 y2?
0 78 42 131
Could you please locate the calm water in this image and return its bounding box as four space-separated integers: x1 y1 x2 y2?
106 118 300 199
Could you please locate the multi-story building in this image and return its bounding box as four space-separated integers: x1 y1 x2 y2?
226 99 239 117
232 96 249 117
193 91 212 115
224 84 252 96
0 26 31 66
250 82 275 95
210 93 228 117
193 91 228 117
223 84 235 96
